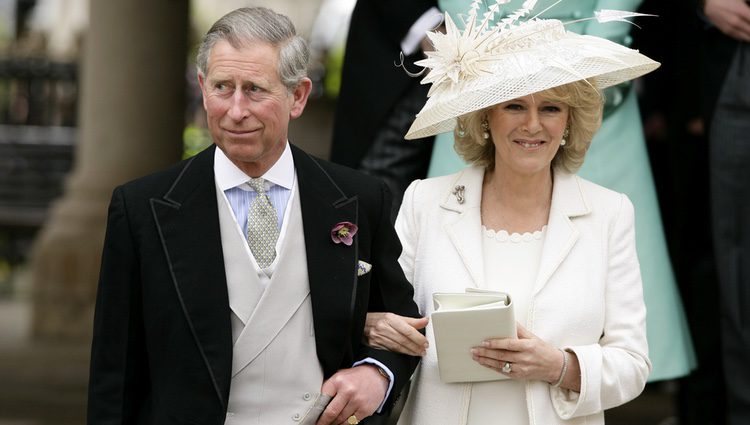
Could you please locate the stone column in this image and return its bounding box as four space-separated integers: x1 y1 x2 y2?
28 0 189 340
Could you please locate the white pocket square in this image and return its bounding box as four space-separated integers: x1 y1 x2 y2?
357 260 372 277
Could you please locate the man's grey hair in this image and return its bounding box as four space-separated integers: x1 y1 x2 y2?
196 7 309 91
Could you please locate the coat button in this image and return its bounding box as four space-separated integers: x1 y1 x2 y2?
303 392 312 400
293 413 301 421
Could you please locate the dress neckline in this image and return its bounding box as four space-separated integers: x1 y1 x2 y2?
481 225 547 243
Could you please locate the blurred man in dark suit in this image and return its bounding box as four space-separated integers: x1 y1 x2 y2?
701 1 750 423
330 0 440 220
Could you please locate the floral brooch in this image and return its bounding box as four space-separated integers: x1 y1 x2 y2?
331 221 358 246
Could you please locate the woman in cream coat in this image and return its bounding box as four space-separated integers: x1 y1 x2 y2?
425 0 694 382
391 165 650 424
364 4 657 423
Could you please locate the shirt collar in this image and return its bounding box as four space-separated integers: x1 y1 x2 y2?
214 142 295 191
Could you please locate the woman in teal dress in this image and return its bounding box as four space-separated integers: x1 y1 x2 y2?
427 0 695 381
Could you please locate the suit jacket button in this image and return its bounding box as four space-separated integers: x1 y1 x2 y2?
293 413 302 421
303 392 312 400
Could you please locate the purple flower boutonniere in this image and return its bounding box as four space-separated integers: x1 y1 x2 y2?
331 221 358 246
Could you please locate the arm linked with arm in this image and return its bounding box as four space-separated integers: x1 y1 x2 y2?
360 180 423 408
362 179 429 357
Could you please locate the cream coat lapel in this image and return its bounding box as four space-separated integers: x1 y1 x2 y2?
532 171 590 296
216 184 264 327
231 186 311 376
441 167 486 289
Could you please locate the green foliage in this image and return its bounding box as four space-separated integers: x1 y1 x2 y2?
183 124 212 159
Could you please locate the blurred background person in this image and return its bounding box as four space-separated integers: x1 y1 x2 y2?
700 0 750 423
329 0 439 219
635 0 727 423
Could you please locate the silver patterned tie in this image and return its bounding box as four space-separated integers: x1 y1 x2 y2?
246 178 279 268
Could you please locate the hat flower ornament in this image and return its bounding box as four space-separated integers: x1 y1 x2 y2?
405 0 660 140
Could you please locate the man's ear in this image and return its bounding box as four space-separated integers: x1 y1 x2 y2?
289 77 313 119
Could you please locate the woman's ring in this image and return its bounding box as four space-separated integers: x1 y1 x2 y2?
502 361 512 373
347 415 360 424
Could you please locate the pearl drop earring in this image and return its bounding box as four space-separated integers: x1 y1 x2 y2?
561 127 570 146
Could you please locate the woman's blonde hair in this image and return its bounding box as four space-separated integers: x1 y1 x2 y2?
453 80 604 173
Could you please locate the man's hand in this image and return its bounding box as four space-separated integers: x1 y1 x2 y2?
420 34 434 53
420 23 446 53
705 0 750 42
315 365 389 425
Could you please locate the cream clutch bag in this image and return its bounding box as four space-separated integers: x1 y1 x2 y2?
431 289 517 383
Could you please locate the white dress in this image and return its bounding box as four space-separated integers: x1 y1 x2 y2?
465 226 546 425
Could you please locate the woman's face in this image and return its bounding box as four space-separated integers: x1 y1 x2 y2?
488 93 569 177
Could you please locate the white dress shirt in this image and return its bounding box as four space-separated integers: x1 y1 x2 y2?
214 143 296 282
401 7 443 55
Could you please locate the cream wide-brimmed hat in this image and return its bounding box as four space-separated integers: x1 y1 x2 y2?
404 1 660 140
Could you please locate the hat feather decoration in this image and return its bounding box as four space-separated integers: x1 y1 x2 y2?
404 0 660 140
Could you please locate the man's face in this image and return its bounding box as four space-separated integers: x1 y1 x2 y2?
199 40 311 176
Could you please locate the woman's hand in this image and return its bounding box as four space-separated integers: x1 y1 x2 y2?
364 312 429 356
471 323 581 391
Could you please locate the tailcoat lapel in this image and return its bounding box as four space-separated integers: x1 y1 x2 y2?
149 145 232 407
291 145 358 376
531 171 590 296
441 167 486 288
